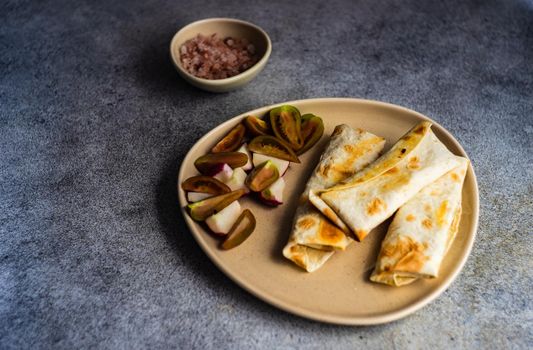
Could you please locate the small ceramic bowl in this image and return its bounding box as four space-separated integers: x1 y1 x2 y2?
170 18 272 93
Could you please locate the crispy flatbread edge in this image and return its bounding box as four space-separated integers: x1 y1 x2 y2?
308 121 432 239
369 199 463 287
282 241 335 273
318 121 432 194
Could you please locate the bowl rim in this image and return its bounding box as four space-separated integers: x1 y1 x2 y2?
169 17 272 86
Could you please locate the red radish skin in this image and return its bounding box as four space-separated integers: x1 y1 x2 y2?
212 163 234 182
258 177 285 206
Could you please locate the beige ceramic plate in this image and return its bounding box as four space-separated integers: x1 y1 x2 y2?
178 98 479 325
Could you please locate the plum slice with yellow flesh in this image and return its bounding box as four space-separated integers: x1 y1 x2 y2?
181 175 230 195
194 152 248 175
236 144 253 171
187 189 246 221
248 135 300 163
243 115 270 136
221 209 256 250
297 114 324 155
245 160 279 192
270 105 303 151
211 123 246 153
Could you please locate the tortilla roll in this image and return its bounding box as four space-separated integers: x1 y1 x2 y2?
370 158 469 286
283 125 385 272
310 121 463 241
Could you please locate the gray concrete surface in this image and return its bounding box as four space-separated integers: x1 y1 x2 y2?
1 0 532 348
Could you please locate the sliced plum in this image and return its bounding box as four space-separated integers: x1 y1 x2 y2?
181 175 230 195
194 152 248 175
236 143 253 171
270 105 303 151
243 115 270 136
245 160 279 192
248 135 300 163
297 114 324 155
221 209 256 250
187 189 246 221
211 123 246 153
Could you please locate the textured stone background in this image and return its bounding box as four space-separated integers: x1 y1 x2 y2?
1 0 532 348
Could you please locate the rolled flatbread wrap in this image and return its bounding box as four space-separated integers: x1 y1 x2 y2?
370 157 469 286
310 121 463 241
283 125 385 272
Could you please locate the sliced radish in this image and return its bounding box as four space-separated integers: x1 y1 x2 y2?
259 177 285 206
187 192 212 202
237 144 253 171
252 153 289 175
205 201 241 235
225 167 250 193
212 163 233 183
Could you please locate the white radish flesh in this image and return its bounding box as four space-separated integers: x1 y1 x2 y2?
225 167 249 193
252 153 289 175
205 201 241 235
212 163 233 183
187 192 212 202
259 177 285 206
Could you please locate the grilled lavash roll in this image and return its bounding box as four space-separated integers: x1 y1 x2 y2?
309 121 463 241
370 158 469 286
283 125 385 272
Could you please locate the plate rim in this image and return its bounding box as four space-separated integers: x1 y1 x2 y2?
177 97 480 325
